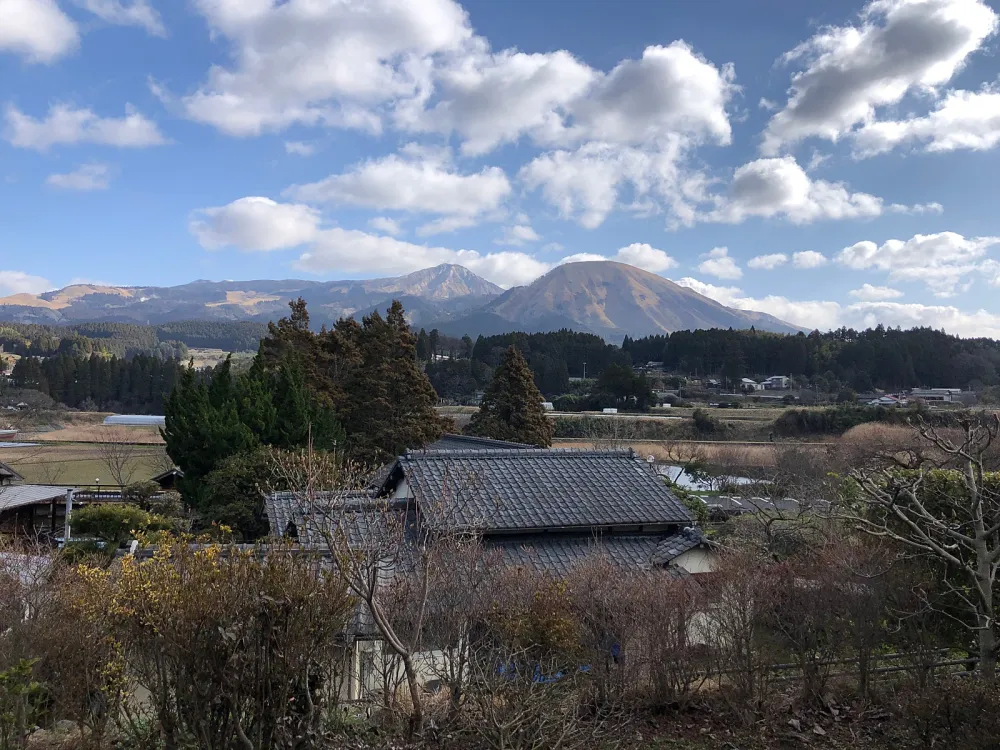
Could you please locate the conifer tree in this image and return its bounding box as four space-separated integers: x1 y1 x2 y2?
468 346 553 447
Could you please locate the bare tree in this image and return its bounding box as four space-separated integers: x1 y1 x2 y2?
271 445 490 739
840 414 1000 680
95 425 141 488
585 417 644 451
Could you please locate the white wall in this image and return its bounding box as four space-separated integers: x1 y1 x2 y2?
672 547 718 574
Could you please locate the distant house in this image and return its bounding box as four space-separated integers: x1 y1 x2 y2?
151 467 184 491
868 395 907 407
762 375 789 390
740 378 760 392
0 462 23 487
909 388 962 403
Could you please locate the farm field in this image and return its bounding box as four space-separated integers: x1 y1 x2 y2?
0 442 168 486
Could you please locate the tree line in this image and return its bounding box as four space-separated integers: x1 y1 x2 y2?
625 325 1000 391
8 354 185 413
0 320 269 360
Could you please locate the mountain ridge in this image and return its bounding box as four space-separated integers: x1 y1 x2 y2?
0 261 802 338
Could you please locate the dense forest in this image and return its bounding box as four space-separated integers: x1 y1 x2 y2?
0 320 267 360
624 326 1000 391
8 354 185 413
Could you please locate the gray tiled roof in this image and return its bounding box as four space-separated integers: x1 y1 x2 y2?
0 462 23 483
650 528 708 566
0 485 70 511
264 491 407 547
393 449 693 532
489 534 691 577
424 434 534 451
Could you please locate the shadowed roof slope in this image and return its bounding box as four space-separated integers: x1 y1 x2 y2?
390 448 693 532
424 434 534 451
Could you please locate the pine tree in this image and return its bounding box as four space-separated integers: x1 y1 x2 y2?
337 301 450 462
468 346 553 447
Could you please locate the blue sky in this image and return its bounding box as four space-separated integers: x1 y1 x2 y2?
3 0 1000 336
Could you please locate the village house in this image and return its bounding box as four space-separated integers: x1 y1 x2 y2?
264 441 717 700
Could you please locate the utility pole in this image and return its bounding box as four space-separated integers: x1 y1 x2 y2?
583 361 587 380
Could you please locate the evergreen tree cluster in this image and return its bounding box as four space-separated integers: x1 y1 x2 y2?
472 330 627 396
624 326 1000 391
468 346 553 447
162 299 450 536
10 353 183 413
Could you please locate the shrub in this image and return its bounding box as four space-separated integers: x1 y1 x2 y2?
70 504 173 548
894 678 1000 748
692 408 722 436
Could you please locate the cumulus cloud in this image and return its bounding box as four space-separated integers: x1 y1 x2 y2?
287 150 510 234
0 0 79 64
677 275 1000 338
74 0 166 37
180 0 473 136
519 137 709 229
762 0 998 154
368 217 402 235
0 270 53 296
410 41 736 155
849 283 904 301
5 104 167 151
612 243 677 272
747 253 788 270
697 247 742 280
46 163 111 191
296 230 550 288
792 250 828 268
496 223 541 246
837 231 1000 296
853 85 1000 156
704 156 887 224
189 197 322 252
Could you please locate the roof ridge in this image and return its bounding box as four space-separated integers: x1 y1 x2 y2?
403 448 637 458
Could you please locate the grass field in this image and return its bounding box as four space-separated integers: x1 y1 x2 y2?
0 442 169 486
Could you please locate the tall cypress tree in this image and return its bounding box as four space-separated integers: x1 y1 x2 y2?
468 346 553 447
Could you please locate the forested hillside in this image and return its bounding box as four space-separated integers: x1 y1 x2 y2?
0 320 267 360
9 354 185 413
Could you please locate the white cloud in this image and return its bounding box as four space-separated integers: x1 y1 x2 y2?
368 216 402 235
677 275 1000 338
747 253 788 270
296 229 549 288
849 283 904 301
496 224 541 246
5 104 167 151
853 85 1000 156
411 41 736 155
189 197 322 252
287 151 510 233
0 0 79 64
837 231 1000 296
792 250 828 268
612 242 677 273
519 137 708 229
181 0 473 136
74 0 165 37
762 0 998 154
705 156 886 224
697 246 742 280
284 141 314 156
46 163 111 191
415 216 478 236
0 270 52 296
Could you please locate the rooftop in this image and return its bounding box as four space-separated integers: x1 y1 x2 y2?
388 448 693 533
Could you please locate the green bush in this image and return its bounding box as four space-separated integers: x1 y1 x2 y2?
772 404 957 437
70 504 173 547
692 408 722 436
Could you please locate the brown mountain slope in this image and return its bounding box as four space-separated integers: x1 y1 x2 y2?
488 261 800 336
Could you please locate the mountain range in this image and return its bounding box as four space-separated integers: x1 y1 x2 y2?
0 262 801 340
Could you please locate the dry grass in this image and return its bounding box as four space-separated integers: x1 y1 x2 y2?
21 423 164 445
0 442 168 485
